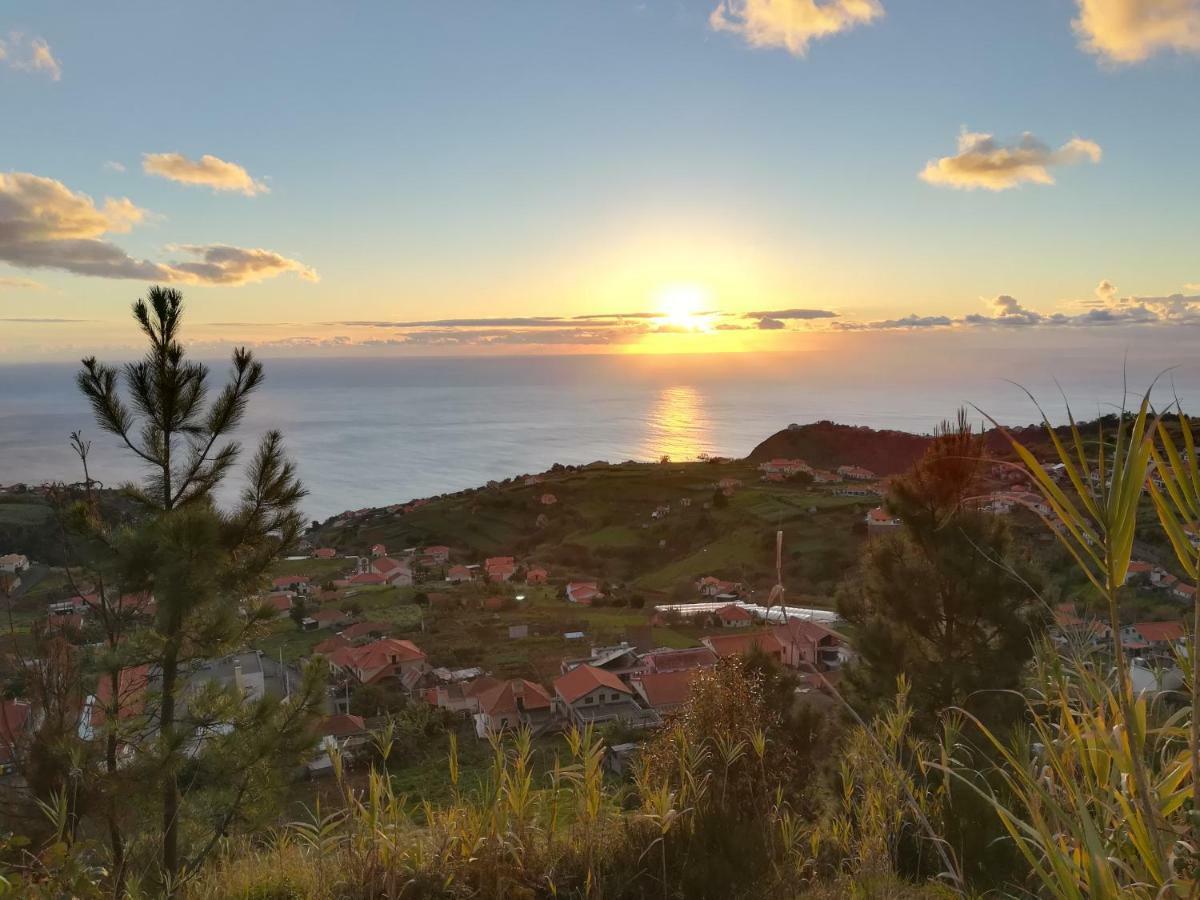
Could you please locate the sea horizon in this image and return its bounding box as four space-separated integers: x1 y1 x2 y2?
4 350 1197 521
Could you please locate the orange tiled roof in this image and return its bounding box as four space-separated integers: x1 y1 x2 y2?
554 663 630 705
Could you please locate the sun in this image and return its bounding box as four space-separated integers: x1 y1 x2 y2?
654 284 711 332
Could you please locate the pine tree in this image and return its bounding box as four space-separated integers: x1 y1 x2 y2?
75 286 323 893
837 410 1041 732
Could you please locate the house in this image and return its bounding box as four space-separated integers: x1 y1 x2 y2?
485 556 516 582
326 638 427 688
561 642 642 678
526 566 548 584
810 469 840 484
0 554 30 574
474 679 556 736
371 543 387 558
1125 561 1153 584
774 618 845 670
554 664 659 729
446 565 473 584
640 646 718 674
632 669 701 714
696 576 742 598
370 557 412 586
79 664 152 742
424 546 451 564
525 475 544 486
1121 621 1186 650
264 592 293 617
717 477 741 494
313 547 337 559
1172 582 1195 602
715 604 753 628
701 632 785 664
312 634 351 656
838 465 877 481
540 493 558 506
866 507 902 536
272 574 311 593
425 675 500 715
349 573 387 586
759 459 811 477
566 582 603 605
311 608 352 629
339 620 393 643
0 698 32 774
322 713 369 742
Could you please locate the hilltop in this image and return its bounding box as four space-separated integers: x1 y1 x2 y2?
748 421 934 475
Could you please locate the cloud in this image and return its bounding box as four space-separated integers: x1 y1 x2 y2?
743 307 839 320
709 0 883 56
1073 0 1200 63
0 317 89 323
920 130 1102 191
143 152 268 196
834 314 954 331
756 317 786 329
0 33 61 80
102 161 126 174
0 275 45 290
1186 282 1200 292
166 244 318 285
963 294 1054 327
0 171 316 285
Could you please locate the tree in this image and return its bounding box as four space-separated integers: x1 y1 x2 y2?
74 286 323 893
837 410 1040 732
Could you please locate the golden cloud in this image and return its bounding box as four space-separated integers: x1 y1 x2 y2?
709 0 882 56
143 152 268 196
920 130 1101 191
0 33 61 80
1074 0 1200 63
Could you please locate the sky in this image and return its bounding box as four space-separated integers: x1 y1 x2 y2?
1 0 1199 361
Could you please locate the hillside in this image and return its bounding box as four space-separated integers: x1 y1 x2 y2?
747 421 934 475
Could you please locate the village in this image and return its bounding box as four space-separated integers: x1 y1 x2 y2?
2 447 1195 787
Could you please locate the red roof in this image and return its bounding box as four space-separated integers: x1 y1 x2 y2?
716 604 752 622
266 593 292 612
702 632 785 659
314 547 337 559
642 647 718 673
322 713 366 738
0 699 30 764
272 575 310 588
1127 560 1153 574
312 634 351 655
311 608 346 624
1134 621 1185 643
372 558 407 575
554 664 630 704
637 669 701 708
485 556 515 569
339 620 392 641
329 638 426 677
776 617 841 646
477 679 553 716
92 665 151 728
349 573 386 585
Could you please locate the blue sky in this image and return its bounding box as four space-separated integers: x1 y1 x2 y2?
2 1 1199 359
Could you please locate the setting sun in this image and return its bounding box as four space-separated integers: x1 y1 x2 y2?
654 284 712 332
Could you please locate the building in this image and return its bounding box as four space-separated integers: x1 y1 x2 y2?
485 556 516 582
326 638 427 689
561 642 642 678
553 664 659 729
640 646 718 674
1121 621 1186 650
866 507 902 536
696 576 742 598
774 618 845 670
838 465 877 481
701 632 785 664
715 604 753 628
566 582 603 605
313 547 337 559
540 493 558 506
312 634 351 656
474 679 556 736
272 574 311 594
371 543 387 558
339 620 393 643
424 546 451 564
0 554 30 574
446 565 472 584
370 557 412 586
631 669 702 715
759 459 811 477
526 566 548 584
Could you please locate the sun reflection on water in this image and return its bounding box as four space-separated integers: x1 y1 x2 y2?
643 385 711 461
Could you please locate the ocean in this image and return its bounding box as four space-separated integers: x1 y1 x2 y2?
2 347 1196 521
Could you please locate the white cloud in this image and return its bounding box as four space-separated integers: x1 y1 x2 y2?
0 170 315 285
834 314 954 331
143 152 268 196
103 161 127 174
1074 0 1200 63
709 0 882 56
0 33 61 80
920 130 1102 191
